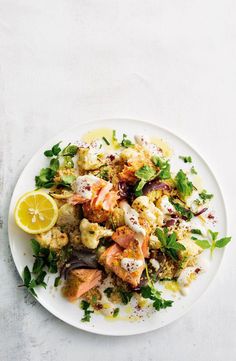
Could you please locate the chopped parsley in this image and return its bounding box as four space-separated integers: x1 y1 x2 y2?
141 285 173 311
121 134 134 148
80 300 94 322
191 166 197 175
119 289 133 305
155 228 186 261
102 136 110 146
113 308 120 318
199 189 214 202
175 169 193 198
44 142 61 157
179 155 192 163
152 156 171 179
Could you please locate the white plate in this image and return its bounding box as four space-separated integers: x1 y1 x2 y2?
8 119 227 336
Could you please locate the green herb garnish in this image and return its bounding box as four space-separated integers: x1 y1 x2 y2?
44 142 61 157
80 300 94 322
113 308 120 318
102 136 110 145
119 289 133 305
135 165 157 196
179 156 192 163
199 189 214 202
195 229 231 255
61 144 78 157
141 285 173 311
152 156 171 179
121 134 134 148
175 169 193 198
155 228 186 261
191 229 202 235
191 166 197 175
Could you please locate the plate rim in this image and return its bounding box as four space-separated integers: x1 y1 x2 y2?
8 118 228 336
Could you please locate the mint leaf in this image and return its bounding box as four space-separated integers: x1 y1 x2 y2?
215 237 231 248
23 266 31 287
195 240 211 249
141 285 173 311
52 142 61 156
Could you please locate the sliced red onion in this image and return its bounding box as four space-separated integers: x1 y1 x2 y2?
143 180 171 195
165 219 176 227
194 207 208 217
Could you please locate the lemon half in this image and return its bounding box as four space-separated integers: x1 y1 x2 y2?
14 191 58 234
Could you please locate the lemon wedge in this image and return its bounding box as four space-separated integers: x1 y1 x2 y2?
14 191 58 234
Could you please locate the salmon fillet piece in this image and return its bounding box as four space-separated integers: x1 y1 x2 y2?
112 220 150 258
63 269 102 302
99 241 145 288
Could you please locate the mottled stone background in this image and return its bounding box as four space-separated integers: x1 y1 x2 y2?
0 1 235 360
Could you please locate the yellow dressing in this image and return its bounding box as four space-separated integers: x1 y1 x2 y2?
150 137 173 157
163 280 180 293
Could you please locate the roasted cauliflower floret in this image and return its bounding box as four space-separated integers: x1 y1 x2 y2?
107 207 125 229
80 218 113 249
132 196 163 228
149 234 162 249
36 227 69 250
57 203 80 227
178 237 202 259
78 146 103 170
156 195 175 215
69 228 81 248
120 148 139 163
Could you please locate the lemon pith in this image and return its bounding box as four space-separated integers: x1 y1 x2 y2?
14 191 58 234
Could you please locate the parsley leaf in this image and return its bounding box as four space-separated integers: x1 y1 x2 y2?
119 289 133 305
44 142 61 157
35 168 56 188
191 166 197 175
175 170 193 198
113 308 120 318
80 300 94 322
179 156 192 163
152 156 171 179
135 165 157 195
141 285 173 311
61 144 78 157
121 134 134 148
155 228 185 261
199 190 214 202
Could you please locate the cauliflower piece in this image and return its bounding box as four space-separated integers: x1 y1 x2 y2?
132 196 163 228
36 227 68 250
157 195 175 215
80 218 113 249
120 148 139 163
78 145 103 170
107 207 125 229
149 234 162 249
69 228 81 248
178 237 202 259
57 203 80 227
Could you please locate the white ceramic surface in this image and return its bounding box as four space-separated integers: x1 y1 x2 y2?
8 119 227 336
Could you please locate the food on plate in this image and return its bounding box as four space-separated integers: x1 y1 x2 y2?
15 129 231 322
